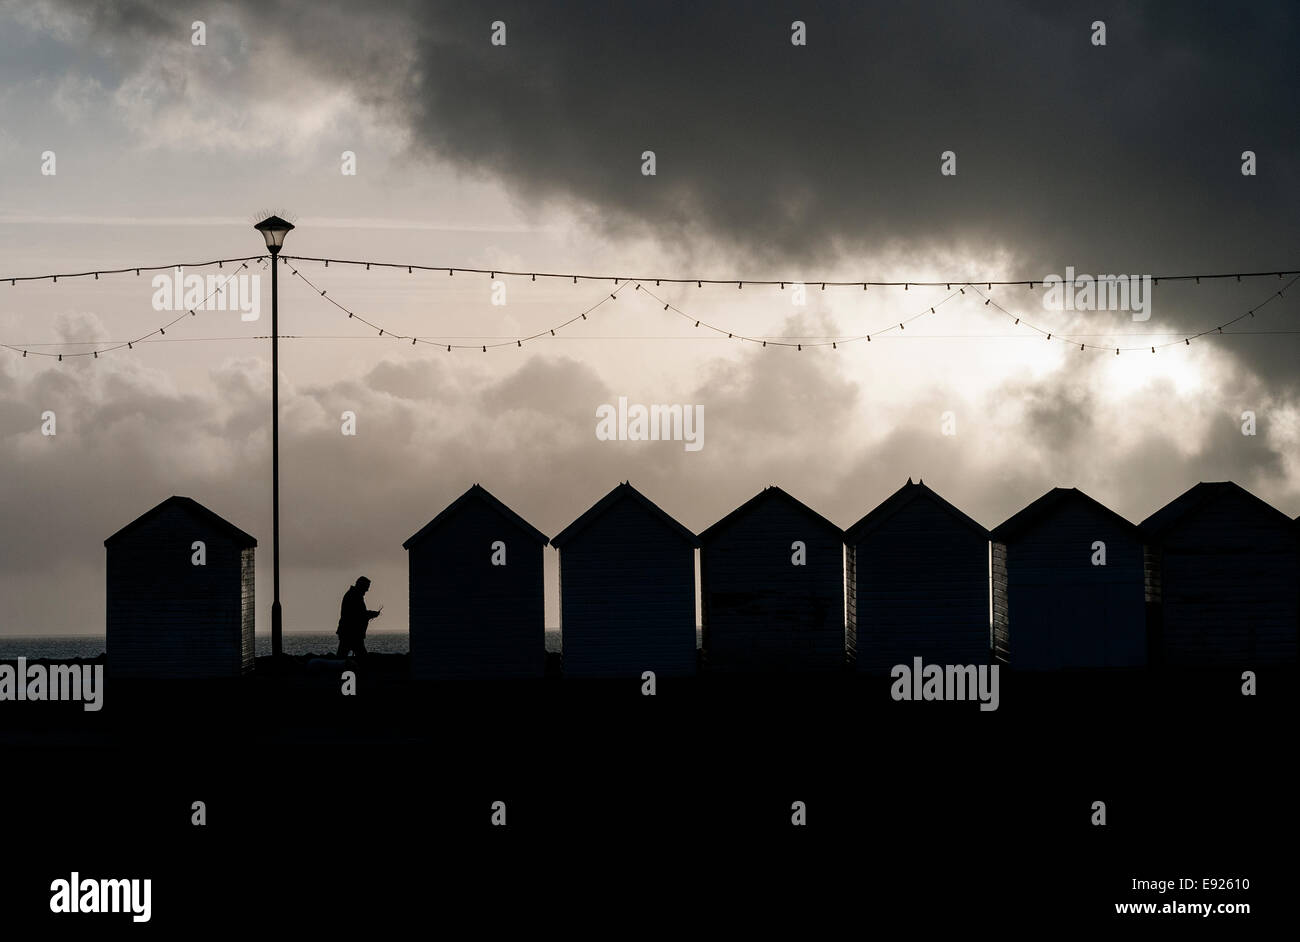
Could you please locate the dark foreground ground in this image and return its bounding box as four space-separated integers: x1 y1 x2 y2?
2 655 1293 931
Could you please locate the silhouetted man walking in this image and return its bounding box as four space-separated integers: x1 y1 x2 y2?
336 576 381 658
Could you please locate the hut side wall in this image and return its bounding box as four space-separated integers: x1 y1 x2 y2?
996 501 1145 670
1155 493 1299 665
409 507 545 679
853 499 989 672
559 500 696 678
239 546 256 674
106 507 247 678
991 540 1009 664
845 544 858 666
701 501 844 671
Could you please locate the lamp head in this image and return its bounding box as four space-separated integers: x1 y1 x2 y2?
254 215 295 254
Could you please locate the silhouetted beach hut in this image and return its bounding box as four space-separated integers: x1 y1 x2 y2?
552 482 698 678
104 496 256 678
403 484 548 679
990 488 1145 670
700 486 845 671
845 479 989 672
1140 482 1298 666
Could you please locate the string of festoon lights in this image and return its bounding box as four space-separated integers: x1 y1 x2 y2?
3 253 1296 289
277 255 1300 290
2 261 255 360
967 273 1300 353
285 264 1300 355
2 255 263 286
1 253 1297 358
284 260 632 350
632 281 966 348
283 260 971 351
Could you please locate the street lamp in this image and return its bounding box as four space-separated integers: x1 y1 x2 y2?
254 215 294 659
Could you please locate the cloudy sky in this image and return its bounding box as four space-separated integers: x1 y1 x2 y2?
1 0 1296 636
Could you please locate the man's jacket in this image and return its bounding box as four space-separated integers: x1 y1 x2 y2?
337 585 376 637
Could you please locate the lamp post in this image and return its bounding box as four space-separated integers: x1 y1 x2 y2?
254 215 295 658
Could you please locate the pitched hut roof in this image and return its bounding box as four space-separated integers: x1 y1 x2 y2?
403 483 549 549
990 487 1139 542
551 482 699 548
844 478 987 544
699 485 841 544
1140 481 1294 537
104 496 256 548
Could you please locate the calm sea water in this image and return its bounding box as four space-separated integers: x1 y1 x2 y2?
0 629 702 659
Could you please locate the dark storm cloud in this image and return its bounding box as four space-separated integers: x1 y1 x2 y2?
42 0 1300 386
400 0 1299 273
53 1 1300 265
